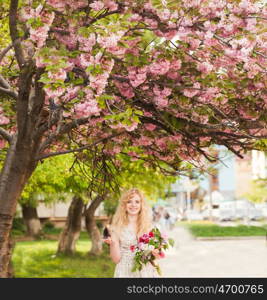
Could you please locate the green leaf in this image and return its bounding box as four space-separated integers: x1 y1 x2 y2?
168 238 175 247
86 64 104 76
27 17 43 29
73 78 84 85
97 94 113 101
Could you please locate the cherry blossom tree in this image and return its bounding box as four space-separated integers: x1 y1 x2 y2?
0 0 266 277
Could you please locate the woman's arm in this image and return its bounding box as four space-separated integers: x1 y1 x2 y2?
109 231 121 264
103 230 121 264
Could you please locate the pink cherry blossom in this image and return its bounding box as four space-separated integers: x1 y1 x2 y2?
245 18 257 32
0 139 6 149
69 0 88 9
134 136 153 146
78 34 96 52
44 86 65 100
153 85 172 97
144 17 158 28
54 32 78 50
27 8 55 48
167 70 179 80
127 151 136 157
157 9 171 21
30 25 50 48
154 97 168 108
197 61 213 75
47 0 66 11
127 66 147 87
74 98 100 118
144 123 157 131
61 86 80 102
80 53 92 68
89 1 105 11
35 55 47 68
107 45 127 57
183 83 200 98
90 68 112 95
114 80 135 98
155 138 167 150
128 14 142 22
199 87 220 103
163 30 178 40
189 39 201 50
144 2 156 11
183 89 198 98
144 112 153 117
123 121 138 132
47 69 67 81
0 108 9 125
149 60 170 76
97 31 125 48
104 0 118 11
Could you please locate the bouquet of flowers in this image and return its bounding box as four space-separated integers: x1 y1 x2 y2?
130 227 174 275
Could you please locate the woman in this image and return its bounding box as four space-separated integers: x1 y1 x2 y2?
103 188 161 278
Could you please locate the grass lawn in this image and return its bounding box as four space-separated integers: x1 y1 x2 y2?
184 223 267 237
12 232 115 278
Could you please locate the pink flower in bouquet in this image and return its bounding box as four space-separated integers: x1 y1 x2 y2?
131 227 174 275
138 243 145 250
161 232 168 239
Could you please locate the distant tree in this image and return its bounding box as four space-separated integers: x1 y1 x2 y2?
244 179 267 203
19 155 72 238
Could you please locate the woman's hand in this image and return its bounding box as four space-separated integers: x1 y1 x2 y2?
103 235 117 246
103 233 121 264
151 249 162 259
103 237 113 245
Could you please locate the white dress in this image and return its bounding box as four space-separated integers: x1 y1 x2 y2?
114 226 160 278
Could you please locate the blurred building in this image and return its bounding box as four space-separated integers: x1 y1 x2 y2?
203 149 266 202
169 149 267 212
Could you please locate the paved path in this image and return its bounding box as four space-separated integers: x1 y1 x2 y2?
160 226 267 277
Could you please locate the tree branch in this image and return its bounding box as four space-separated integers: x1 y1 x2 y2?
35 132 125 161
35 116 90 153
0 127 12 143
9 0 25 68
0 86 18 99
0 74 11 89
0 43 13 64
254 51 267 59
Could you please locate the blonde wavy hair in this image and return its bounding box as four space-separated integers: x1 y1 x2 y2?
111 188 152 237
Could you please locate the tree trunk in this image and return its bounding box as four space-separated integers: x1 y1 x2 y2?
85 195 105 256
57 195 84 255
22 204 42 238
7 236 15 278
0 136 38 277
0 48 45 277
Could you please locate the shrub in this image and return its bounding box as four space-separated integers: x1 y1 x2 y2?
12 218 26 235
43 220 55 230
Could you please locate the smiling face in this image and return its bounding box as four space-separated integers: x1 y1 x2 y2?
126 193 142 216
